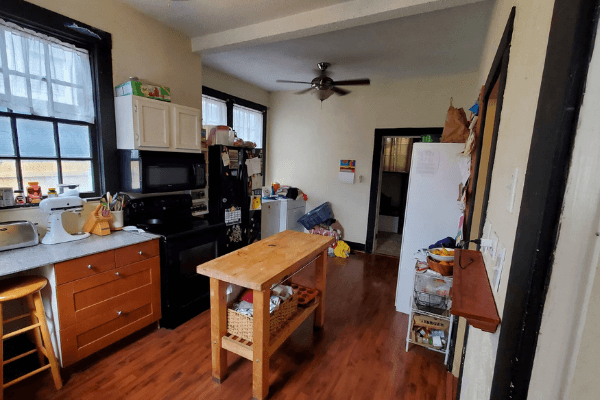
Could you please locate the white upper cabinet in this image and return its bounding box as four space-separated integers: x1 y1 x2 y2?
115 96 202 153
172 104 202 151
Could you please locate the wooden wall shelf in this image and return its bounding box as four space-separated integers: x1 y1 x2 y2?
451 249 500 333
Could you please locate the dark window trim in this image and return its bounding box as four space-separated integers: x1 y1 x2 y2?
202 86 268 179
365 127 442 253
490 0 600 398
0 0 118 196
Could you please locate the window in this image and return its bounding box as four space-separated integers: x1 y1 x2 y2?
202 86 267 150
382 137 413 172
0 15 100 197
201 95 227 126
233 104 263 147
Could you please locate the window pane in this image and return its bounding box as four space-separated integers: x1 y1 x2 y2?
233 105 263 147
0 117 15 156
16 119 56 157
202 95 227 126
61 160 93 192
0 160 18 191
21 160 58 193
58 124 91 158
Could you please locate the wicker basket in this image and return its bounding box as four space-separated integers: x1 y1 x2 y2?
227 291 298 342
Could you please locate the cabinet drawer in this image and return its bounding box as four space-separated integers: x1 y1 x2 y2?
115 240 159 267
55 251 116 285
56 257 159 330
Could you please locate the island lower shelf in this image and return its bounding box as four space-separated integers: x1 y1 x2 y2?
221 299 320 359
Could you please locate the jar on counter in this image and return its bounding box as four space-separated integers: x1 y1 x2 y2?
26 182 42 204
14 190 26 205
47 187 58 198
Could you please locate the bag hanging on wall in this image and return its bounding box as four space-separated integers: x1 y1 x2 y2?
441 98 470 143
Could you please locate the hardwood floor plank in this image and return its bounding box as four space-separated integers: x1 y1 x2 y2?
4 252 447 400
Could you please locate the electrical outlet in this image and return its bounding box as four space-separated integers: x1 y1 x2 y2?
493 246 506 291
490 230 498 259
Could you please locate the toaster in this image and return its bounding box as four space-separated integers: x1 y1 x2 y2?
0 221 39 252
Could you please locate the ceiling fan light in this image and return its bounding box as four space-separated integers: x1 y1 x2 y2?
314 89 334 101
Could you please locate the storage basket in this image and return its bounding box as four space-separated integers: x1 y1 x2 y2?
227 292 298 342
298 202 334 230
427 257 453 276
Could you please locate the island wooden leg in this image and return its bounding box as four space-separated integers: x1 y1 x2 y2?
210 278 228 383
314 250 327 329
252 289 270 400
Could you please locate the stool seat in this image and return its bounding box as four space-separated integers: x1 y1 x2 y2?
0 276 48 302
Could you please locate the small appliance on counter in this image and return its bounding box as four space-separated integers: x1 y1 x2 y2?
39 195 90 245
0 221 39 251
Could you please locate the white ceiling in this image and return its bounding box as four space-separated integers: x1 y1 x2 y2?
202 2 494 91
120 0 354 37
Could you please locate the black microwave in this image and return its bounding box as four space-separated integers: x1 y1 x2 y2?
120 150 206 193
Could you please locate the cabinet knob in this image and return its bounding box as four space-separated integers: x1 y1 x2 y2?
138 251 143 256
115 272 120 276
87 264 92 269
117 311 122 316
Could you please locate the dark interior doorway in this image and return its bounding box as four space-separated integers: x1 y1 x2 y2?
366 128 442 254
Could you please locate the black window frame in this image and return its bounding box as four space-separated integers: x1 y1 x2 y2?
202 86 267 176
0 0 117 202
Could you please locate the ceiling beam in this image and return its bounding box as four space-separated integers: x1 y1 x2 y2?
192 0 490 54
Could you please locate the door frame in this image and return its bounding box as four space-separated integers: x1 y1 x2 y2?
365 127 442 253
490 0 600 398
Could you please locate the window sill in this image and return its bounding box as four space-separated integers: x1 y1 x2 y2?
0 196 101 212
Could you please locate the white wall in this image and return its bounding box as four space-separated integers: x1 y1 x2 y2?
267 72 478 244
460 0 557 399
202 66 270 107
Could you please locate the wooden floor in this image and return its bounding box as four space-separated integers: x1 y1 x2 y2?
5 252 448 400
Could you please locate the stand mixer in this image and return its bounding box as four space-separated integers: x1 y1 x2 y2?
39 195 90 245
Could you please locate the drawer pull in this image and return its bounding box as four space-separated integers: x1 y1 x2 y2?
87 265 92 269
115 272 120 276
117 311 122 316
138 251 143 256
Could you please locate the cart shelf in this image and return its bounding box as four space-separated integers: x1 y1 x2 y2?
221 299 320 360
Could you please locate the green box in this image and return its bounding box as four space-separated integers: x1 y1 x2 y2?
115 81 171 102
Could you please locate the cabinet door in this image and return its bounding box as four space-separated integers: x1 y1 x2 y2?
134 98 170 148
172 105 202 151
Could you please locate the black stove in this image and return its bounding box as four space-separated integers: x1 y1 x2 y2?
125 194 223 329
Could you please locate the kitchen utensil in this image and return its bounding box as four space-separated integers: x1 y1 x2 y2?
39 196 90 244
0 221 39 251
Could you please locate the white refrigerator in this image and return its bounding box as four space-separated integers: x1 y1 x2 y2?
395 143 464 314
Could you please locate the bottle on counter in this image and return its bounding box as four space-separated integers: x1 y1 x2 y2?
26 181 42 204
14 190 26 205
47 187 58 198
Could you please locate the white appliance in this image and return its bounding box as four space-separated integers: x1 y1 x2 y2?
261 198 306 239
395 143 464 314
39 195 90 245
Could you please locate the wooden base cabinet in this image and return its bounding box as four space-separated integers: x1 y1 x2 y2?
55 240 161 367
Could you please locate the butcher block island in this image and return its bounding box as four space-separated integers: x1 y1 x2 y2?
196 230 335 400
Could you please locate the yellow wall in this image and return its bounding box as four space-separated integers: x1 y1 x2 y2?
28 0 204 110
460 0 557 398
267 72 478 244
202 66 270 107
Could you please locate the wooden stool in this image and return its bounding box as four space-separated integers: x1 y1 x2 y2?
0 276 62 397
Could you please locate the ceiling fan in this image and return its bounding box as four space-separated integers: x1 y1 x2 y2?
276 62 370 101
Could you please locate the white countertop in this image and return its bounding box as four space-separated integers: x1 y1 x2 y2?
0 231 160 277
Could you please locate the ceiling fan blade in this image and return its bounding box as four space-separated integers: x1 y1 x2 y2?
295 87 313 95
331 86 350 96
276 80 312 84
332 79 371 86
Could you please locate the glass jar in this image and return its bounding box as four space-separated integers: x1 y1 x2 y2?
26 182 42 204
14 190 26 205
48 188 58 198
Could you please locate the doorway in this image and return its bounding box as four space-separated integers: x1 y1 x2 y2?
365 128 442 254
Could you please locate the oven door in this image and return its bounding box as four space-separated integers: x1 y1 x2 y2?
160 225 221 329
139 151 206 193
